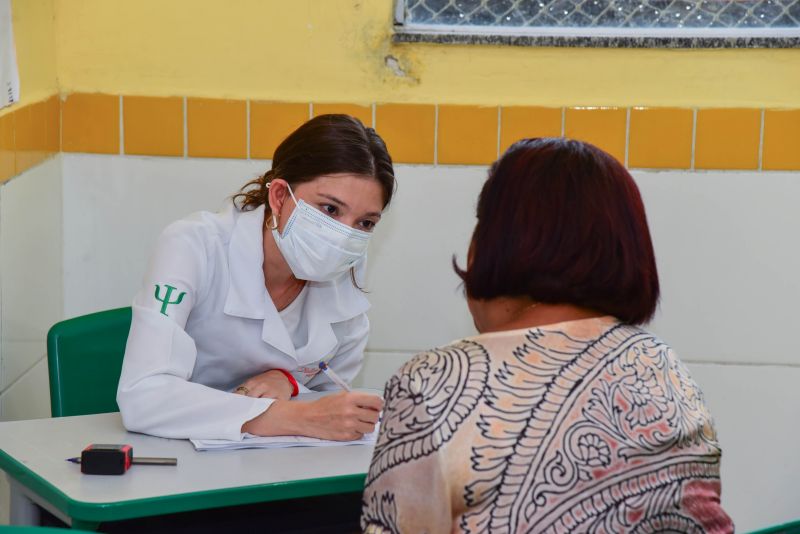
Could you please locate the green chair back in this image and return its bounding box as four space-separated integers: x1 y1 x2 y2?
749 519 800 534
46 307 132 417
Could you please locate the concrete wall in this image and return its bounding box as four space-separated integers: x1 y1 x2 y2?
0 156 62 421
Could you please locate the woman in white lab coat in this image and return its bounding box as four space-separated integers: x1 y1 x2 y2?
117 114 394 441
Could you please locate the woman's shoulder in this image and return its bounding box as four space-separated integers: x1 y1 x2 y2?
384 321 715 444
389 319 684 379
457 318 684 371
395 338 491 374
385 338 493 408
159 202 238 249
368 339 491 486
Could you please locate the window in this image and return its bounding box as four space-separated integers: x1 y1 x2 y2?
393 0 800 47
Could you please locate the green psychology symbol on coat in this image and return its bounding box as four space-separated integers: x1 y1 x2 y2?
154 284 186 316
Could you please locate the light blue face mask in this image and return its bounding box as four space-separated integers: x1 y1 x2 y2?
272 184 371 282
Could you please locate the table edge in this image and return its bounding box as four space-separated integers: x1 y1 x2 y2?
0 448 367 523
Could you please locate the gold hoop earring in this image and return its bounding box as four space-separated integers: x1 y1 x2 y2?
267 214 279 230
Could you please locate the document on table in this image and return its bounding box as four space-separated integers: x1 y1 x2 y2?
191 426 378 451
190 389 382 452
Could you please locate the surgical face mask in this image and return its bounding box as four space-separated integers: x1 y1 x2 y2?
272 184 372 282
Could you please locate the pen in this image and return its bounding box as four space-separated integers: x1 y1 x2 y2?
318 361 352 392
66 457 177 466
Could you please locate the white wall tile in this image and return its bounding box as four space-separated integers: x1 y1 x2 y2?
0 157 63 394
0 357 51 421
366 167 800 367
364 165 483 352
637 171 800 366
57 157 800 367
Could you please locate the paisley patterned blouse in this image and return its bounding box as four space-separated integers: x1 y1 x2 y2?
361 316 733 533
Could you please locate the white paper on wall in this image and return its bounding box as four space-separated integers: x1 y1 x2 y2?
0 0 20 109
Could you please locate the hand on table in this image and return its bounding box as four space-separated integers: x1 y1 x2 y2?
234 370 294 401
242 391 383 441
301 392 383 441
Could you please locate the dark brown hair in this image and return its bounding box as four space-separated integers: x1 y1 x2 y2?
234 114 395 213
455 137 660 325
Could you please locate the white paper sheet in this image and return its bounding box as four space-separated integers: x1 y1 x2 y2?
0 0 20 109
191 425 379 451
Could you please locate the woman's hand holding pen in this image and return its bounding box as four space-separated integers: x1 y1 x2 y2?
234 370 295 401
242 392 383 441
302 392 383 440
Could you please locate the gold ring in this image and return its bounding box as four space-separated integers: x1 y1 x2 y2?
235 386 250 395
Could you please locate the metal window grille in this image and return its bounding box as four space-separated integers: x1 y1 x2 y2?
393 0 800 47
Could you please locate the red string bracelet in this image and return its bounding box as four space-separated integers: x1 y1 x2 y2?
274 369 299 397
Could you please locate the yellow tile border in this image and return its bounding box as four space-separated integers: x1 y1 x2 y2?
763 109 800 171
437 104 499 165
500 106 562 154
62 93 120 155
123 96 184 157
0 95 61 183
628 107 693 169
186 97 248 159
564 107 628 164
4 95 800 182
695 108 761 171
375 103 436 164
250 101 310 160
0 112 15 183
312 103 373 127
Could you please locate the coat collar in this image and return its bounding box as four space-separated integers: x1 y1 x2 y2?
223 204 269 320
223 203 370 360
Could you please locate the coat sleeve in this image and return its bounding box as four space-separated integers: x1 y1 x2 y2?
303 313 369 391
117 220 272 440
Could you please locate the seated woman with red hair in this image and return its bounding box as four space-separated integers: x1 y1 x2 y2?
361 138 733 533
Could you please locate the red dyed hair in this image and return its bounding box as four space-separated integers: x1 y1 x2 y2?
455 137 659 325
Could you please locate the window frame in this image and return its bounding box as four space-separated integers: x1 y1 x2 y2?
392 0 800 48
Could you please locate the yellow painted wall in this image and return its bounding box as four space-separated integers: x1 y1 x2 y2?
3 0 58 114
53 0 800 108
0 0 58 181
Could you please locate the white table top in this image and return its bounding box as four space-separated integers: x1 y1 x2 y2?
0 412 375 505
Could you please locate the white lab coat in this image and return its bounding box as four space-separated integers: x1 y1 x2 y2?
117 202 371 441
